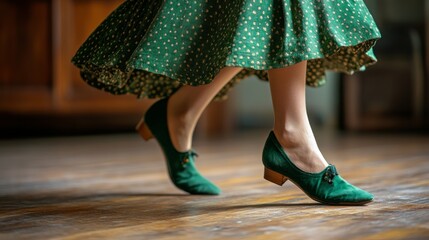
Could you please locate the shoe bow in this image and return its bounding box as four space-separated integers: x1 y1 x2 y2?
181 150 199 166
323 165 339 184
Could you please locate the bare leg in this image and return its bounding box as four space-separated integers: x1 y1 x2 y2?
267 60 329 173
167 66 243 152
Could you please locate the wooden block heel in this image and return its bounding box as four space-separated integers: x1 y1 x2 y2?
264 167 288 186
136 117 153 141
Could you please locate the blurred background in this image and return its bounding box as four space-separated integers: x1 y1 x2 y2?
0 0 428 138
1 1 429 239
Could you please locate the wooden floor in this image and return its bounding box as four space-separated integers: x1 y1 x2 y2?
0 129 428 240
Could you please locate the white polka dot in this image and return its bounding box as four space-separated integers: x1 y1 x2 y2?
71 0 381 100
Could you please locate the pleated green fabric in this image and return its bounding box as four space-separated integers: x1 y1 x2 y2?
71 0 381 100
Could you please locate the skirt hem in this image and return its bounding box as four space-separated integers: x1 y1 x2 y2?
72 36 380 101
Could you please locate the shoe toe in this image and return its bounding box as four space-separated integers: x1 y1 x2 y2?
187 183 221 195
194 177 221 195
332 187 373 204
355 188 374 202
175 177 221 195
198 184 221 195
322 177 373 204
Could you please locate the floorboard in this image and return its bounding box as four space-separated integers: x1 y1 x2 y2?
0 129 428 240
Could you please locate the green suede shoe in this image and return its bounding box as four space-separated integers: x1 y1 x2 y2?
136 96 221 195
262 131 373 205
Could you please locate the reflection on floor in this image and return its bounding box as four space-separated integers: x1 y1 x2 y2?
0 129 428 240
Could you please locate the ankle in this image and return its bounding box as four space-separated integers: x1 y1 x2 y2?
272 128 329 172
273 127 310 149
167 104 198 152
168 102 198 122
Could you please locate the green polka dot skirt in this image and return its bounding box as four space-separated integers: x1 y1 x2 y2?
71 0 381 101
